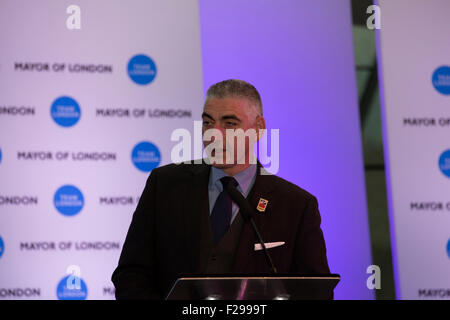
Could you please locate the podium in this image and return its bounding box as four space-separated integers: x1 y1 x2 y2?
165 274 340 300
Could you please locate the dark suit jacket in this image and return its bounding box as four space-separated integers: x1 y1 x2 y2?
111 160 331 299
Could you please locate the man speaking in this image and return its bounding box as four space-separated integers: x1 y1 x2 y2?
111 79 331 299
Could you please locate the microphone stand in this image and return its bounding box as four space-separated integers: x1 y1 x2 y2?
224 181 278 274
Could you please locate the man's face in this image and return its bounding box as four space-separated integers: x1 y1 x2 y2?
202 96 264 169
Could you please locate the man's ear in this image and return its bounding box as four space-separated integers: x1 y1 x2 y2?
255 115 266 141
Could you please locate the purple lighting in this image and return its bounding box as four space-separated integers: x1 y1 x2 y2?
199 0 373 299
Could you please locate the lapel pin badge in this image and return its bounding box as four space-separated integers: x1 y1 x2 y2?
256 198 269 213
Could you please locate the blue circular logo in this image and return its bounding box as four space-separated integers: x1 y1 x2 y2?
131 141 161 172
438 150 450 178
0 148 2 165
127 54 157 85
0 236 4 259
51 96 81 127
432 66 450 95
54 185 84 216
447 239 450 259
56 275 88 300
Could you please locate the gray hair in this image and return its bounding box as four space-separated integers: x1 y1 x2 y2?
205 79 263 115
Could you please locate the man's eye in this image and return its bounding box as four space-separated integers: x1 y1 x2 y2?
226 122 237 126
203 121 211 126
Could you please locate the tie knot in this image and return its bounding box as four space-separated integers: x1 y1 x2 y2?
220 176 239 189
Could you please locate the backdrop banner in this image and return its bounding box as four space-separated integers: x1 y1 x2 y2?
377 0 450 300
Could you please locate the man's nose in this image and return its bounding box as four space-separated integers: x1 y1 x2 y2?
211 123 226 136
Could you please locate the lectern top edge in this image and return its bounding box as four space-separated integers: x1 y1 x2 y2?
178 276 340 281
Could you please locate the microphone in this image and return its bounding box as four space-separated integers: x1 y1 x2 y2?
223 180 278 274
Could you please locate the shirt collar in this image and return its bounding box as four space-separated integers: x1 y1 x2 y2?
209 164 257 194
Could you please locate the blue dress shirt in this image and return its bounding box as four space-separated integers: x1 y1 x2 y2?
208 164 257 224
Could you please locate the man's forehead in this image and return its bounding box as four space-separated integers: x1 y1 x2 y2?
203 97 250 115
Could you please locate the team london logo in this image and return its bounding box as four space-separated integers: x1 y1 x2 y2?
131 141 161 172
447 239 450 259
0 235 4 259
54 185 84 216
438 150 450 178
127 54 157 85
50 96 81 127
56 275 88 300
432 66 450 95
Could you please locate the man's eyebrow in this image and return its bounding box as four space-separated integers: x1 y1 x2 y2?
221 114 241 122
201 112 214 120
201 112 242 122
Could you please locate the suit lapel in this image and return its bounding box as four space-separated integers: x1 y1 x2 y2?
233 162 275 273
181 161 212 272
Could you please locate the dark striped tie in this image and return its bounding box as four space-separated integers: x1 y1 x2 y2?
210 176 239 245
